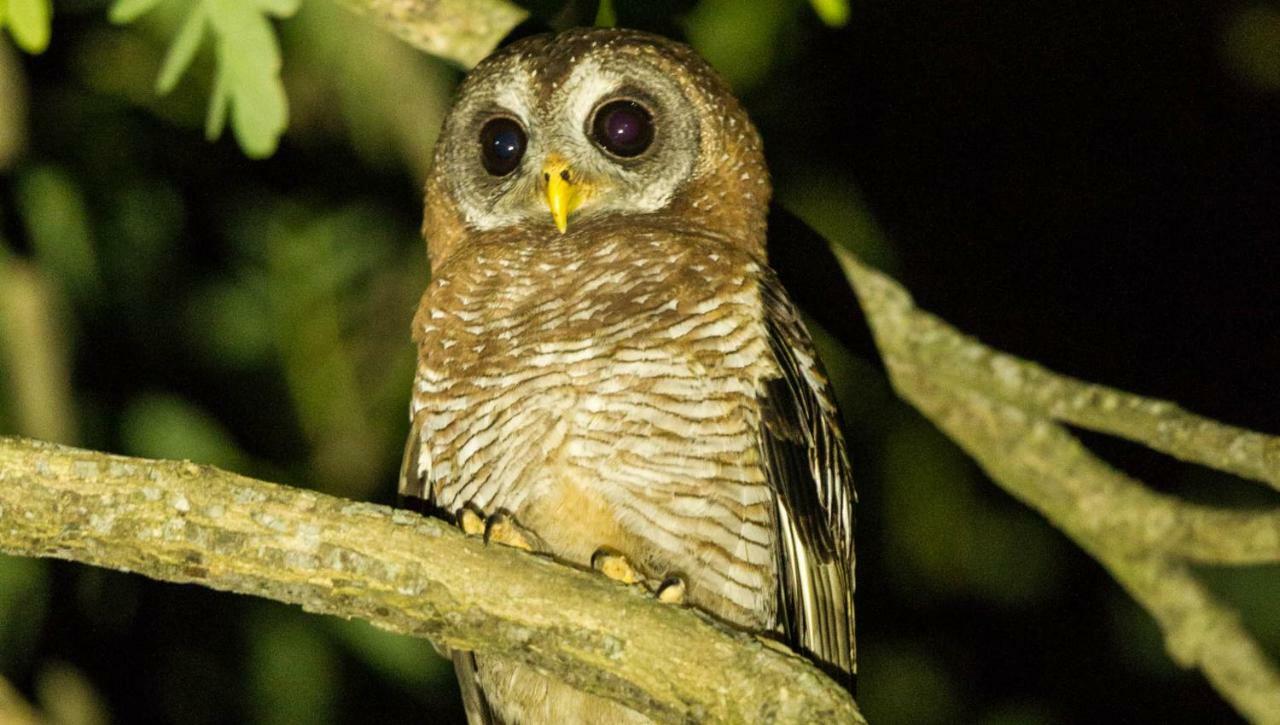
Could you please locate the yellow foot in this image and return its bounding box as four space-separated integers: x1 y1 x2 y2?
455 505 544 552
591 547 642 585
656 575 687 605
483 509 543 552
457 504 485 537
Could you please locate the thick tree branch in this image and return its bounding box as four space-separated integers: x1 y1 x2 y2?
0 436 862 725
336 0 527 69
837 249 1280 724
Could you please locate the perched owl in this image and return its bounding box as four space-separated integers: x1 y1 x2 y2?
400 27 855 724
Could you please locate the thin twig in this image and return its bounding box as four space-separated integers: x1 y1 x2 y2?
839 253 1280 492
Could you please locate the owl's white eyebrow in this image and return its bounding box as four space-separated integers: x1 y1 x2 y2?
491 71 536 124
563 59 619 127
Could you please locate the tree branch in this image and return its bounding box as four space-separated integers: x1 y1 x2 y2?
837 249 1280 724
909 374 1280 566
336 0 528 69
0 674 41 725
0 436 862 725
859 283 1280 492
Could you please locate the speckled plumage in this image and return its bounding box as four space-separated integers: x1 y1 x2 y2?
402 28 855 724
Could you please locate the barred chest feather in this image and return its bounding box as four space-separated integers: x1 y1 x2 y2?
411 227 779 628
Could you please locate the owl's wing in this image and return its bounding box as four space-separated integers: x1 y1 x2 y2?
399 424 504 724
451 651 500 725
398 416 430 502
757 268 857 692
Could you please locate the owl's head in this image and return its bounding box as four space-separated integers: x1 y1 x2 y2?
423 28 770 267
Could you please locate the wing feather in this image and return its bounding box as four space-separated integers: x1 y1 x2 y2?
400 421 503 722
757 270 857 691
398 415 431 502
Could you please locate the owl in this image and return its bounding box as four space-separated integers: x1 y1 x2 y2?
400 27 855 724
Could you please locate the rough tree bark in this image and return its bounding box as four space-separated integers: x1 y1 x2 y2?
838 250 1280 724
0 436 862 724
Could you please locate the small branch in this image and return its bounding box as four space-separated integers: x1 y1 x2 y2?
1101 551 1280 722
836 249 1280 724
902 377 1280 721
336 0 528 69
905 374 1280 565
840 256 1280 492
0 675 41 725
0 436 862 724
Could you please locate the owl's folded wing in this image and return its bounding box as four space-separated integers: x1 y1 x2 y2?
757 269 857 692
398 416 430 502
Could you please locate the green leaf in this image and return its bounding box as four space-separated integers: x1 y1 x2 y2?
684 0 790 92
207 0 288 157
108 0 164 24
229 72 288 158
205 64 229 140
7 0 51 54
252 0 301 18
0 0 8 32
594 0 616 28
156 3 207 94
207 0 280 69
809 0 849 27
15 166 100 299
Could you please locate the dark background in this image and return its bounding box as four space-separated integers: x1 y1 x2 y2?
1 0 1277 722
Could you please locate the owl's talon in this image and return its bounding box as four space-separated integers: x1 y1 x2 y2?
484 509 542 552
655 575 686 604
457 504 486 537
591 547 641 585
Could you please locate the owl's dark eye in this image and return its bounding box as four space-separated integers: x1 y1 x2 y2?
591 100 654 158
479 117 527 176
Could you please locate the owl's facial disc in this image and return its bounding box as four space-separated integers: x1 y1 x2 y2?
437 43 702 235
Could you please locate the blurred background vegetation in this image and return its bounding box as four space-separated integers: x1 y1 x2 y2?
1 0 1278 722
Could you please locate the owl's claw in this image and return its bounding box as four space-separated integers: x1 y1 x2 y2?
457 504 486 537
484 509 545 552
591 549 687 605
591 547 642 585
655 575 687 604
455 505 545 552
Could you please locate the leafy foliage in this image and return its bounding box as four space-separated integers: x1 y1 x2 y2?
808 0 848 28
109 0 299 157
0 0 52 54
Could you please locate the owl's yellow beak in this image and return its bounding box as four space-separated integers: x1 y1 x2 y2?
542 156 590 233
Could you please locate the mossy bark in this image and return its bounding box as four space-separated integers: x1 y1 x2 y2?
0 436 862 724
